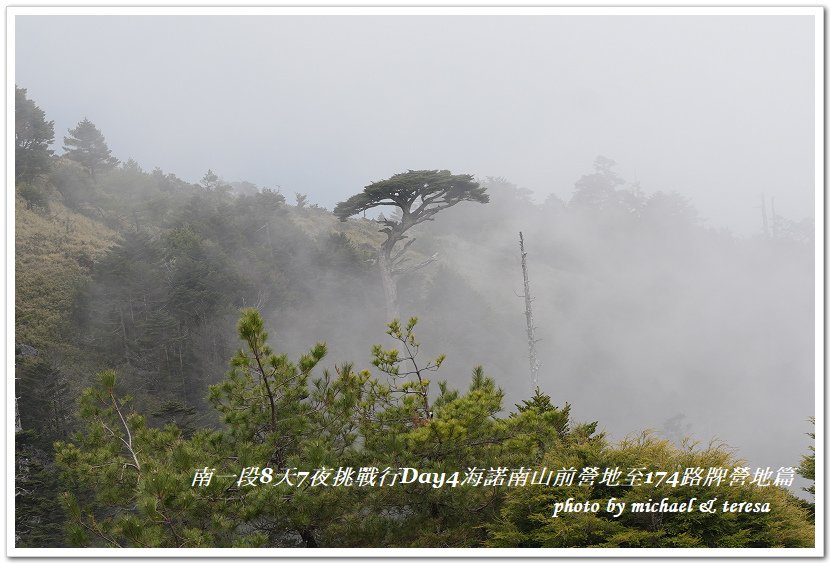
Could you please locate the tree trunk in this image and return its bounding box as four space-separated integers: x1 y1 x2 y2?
378 251 400 321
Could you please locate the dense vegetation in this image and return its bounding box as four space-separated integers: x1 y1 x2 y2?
15 87 815 548
52 311 813 548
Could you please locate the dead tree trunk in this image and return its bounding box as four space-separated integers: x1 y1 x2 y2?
519 232 540 391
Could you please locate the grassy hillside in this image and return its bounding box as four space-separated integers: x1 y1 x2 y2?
15 193 118 355
289 205 385 251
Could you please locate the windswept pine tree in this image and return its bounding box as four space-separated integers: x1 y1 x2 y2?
334 170 488 319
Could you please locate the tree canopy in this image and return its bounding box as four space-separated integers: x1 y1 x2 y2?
63 118 119 176
334 170 489 318
334 169 488 230
15 86 55 183
53 309 814 548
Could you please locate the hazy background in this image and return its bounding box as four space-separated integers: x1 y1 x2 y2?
15 13 817 484
16 14 815 235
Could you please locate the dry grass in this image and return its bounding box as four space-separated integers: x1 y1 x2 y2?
287 206 441 266
288 206 387 253
15 195 118 353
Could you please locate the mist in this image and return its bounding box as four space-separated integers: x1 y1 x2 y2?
16 14 815 235
15 11 817 496
250 168 814 479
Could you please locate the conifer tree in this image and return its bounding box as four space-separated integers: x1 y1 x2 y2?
63 118 119 177
334 170 488 319
15 86 55 183
486 430 814 548
798 417 815 497
53 310 816 549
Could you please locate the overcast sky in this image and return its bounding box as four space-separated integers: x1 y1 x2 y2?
15 13 816 235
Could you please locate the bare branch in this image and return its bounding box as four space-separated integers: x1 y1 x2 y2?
107 392 142 478
392 253 439 276
391 238 417 263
